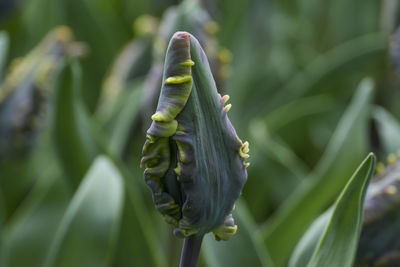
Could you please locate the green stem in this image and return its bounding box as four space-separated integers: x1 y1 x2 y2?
179 234 204 267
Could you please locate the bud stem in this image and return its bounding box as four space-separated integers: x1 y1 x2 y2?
179 234 204 267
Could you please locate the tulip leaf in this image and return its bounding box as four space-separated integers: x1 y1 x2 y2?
202 199 274 267
250 118 310 179
262 78 373 266
245 33 386 118
96 35 152 122
288 208 333 267
111 161 168 267
372 106 400 154
263 95 334 133
112 193 168 267
0 188 3 222
106 80 143 156
2 147 69 267
0 242 4 267
289 154 375 267
43 156 124 267
0 189 4 267
53 61 99 187
3 182 67 267
0 31 9 82
246 120 308 221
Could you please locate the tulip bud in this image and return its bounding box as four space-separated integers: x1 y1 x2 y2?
141 31 249 240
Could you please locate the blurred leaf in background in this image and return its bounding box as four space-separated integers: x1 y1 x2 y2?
1 0 400 266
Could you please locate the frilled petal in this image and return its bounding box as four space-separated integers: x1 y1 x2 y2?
141 32 248 239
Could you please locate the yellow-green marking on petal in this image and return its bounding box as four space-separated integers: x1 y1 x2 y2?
180 59 195 67
165 75 192 84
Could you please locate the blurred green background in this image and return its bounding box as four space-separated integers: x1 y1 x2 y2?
1 0 400 266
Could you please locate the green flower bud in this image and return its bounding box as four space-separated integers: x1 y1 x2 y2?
141 32 249 240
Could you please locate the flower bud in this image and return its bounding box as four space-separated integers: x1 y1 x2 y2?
141 32 249 240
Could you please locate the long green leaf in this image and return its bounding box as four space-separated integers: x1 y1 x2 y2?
244 33 385 119
43 156 124 267
53 61 99 187
0 187 4 267
0 31 9 82
372 106 400 154
3 179 68 267
288 209 333 267
290 154 375 267
246 120 309 220
262 78 373 266
106 81 143 156
202 199 274 267
65 0 129 108
250 119 310 179
112 195 166 267
2 147 68 267
263 95 334 133
0 174 4 224
111 160 168 267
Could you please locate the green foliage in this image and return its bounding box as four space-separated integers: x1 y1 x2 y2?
289 154 376 267
202 200 274 267
43 156 124 267
0 31 9 81
372 106 400 154
53 61 100 187
262 78 373 266
0 0 398 266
